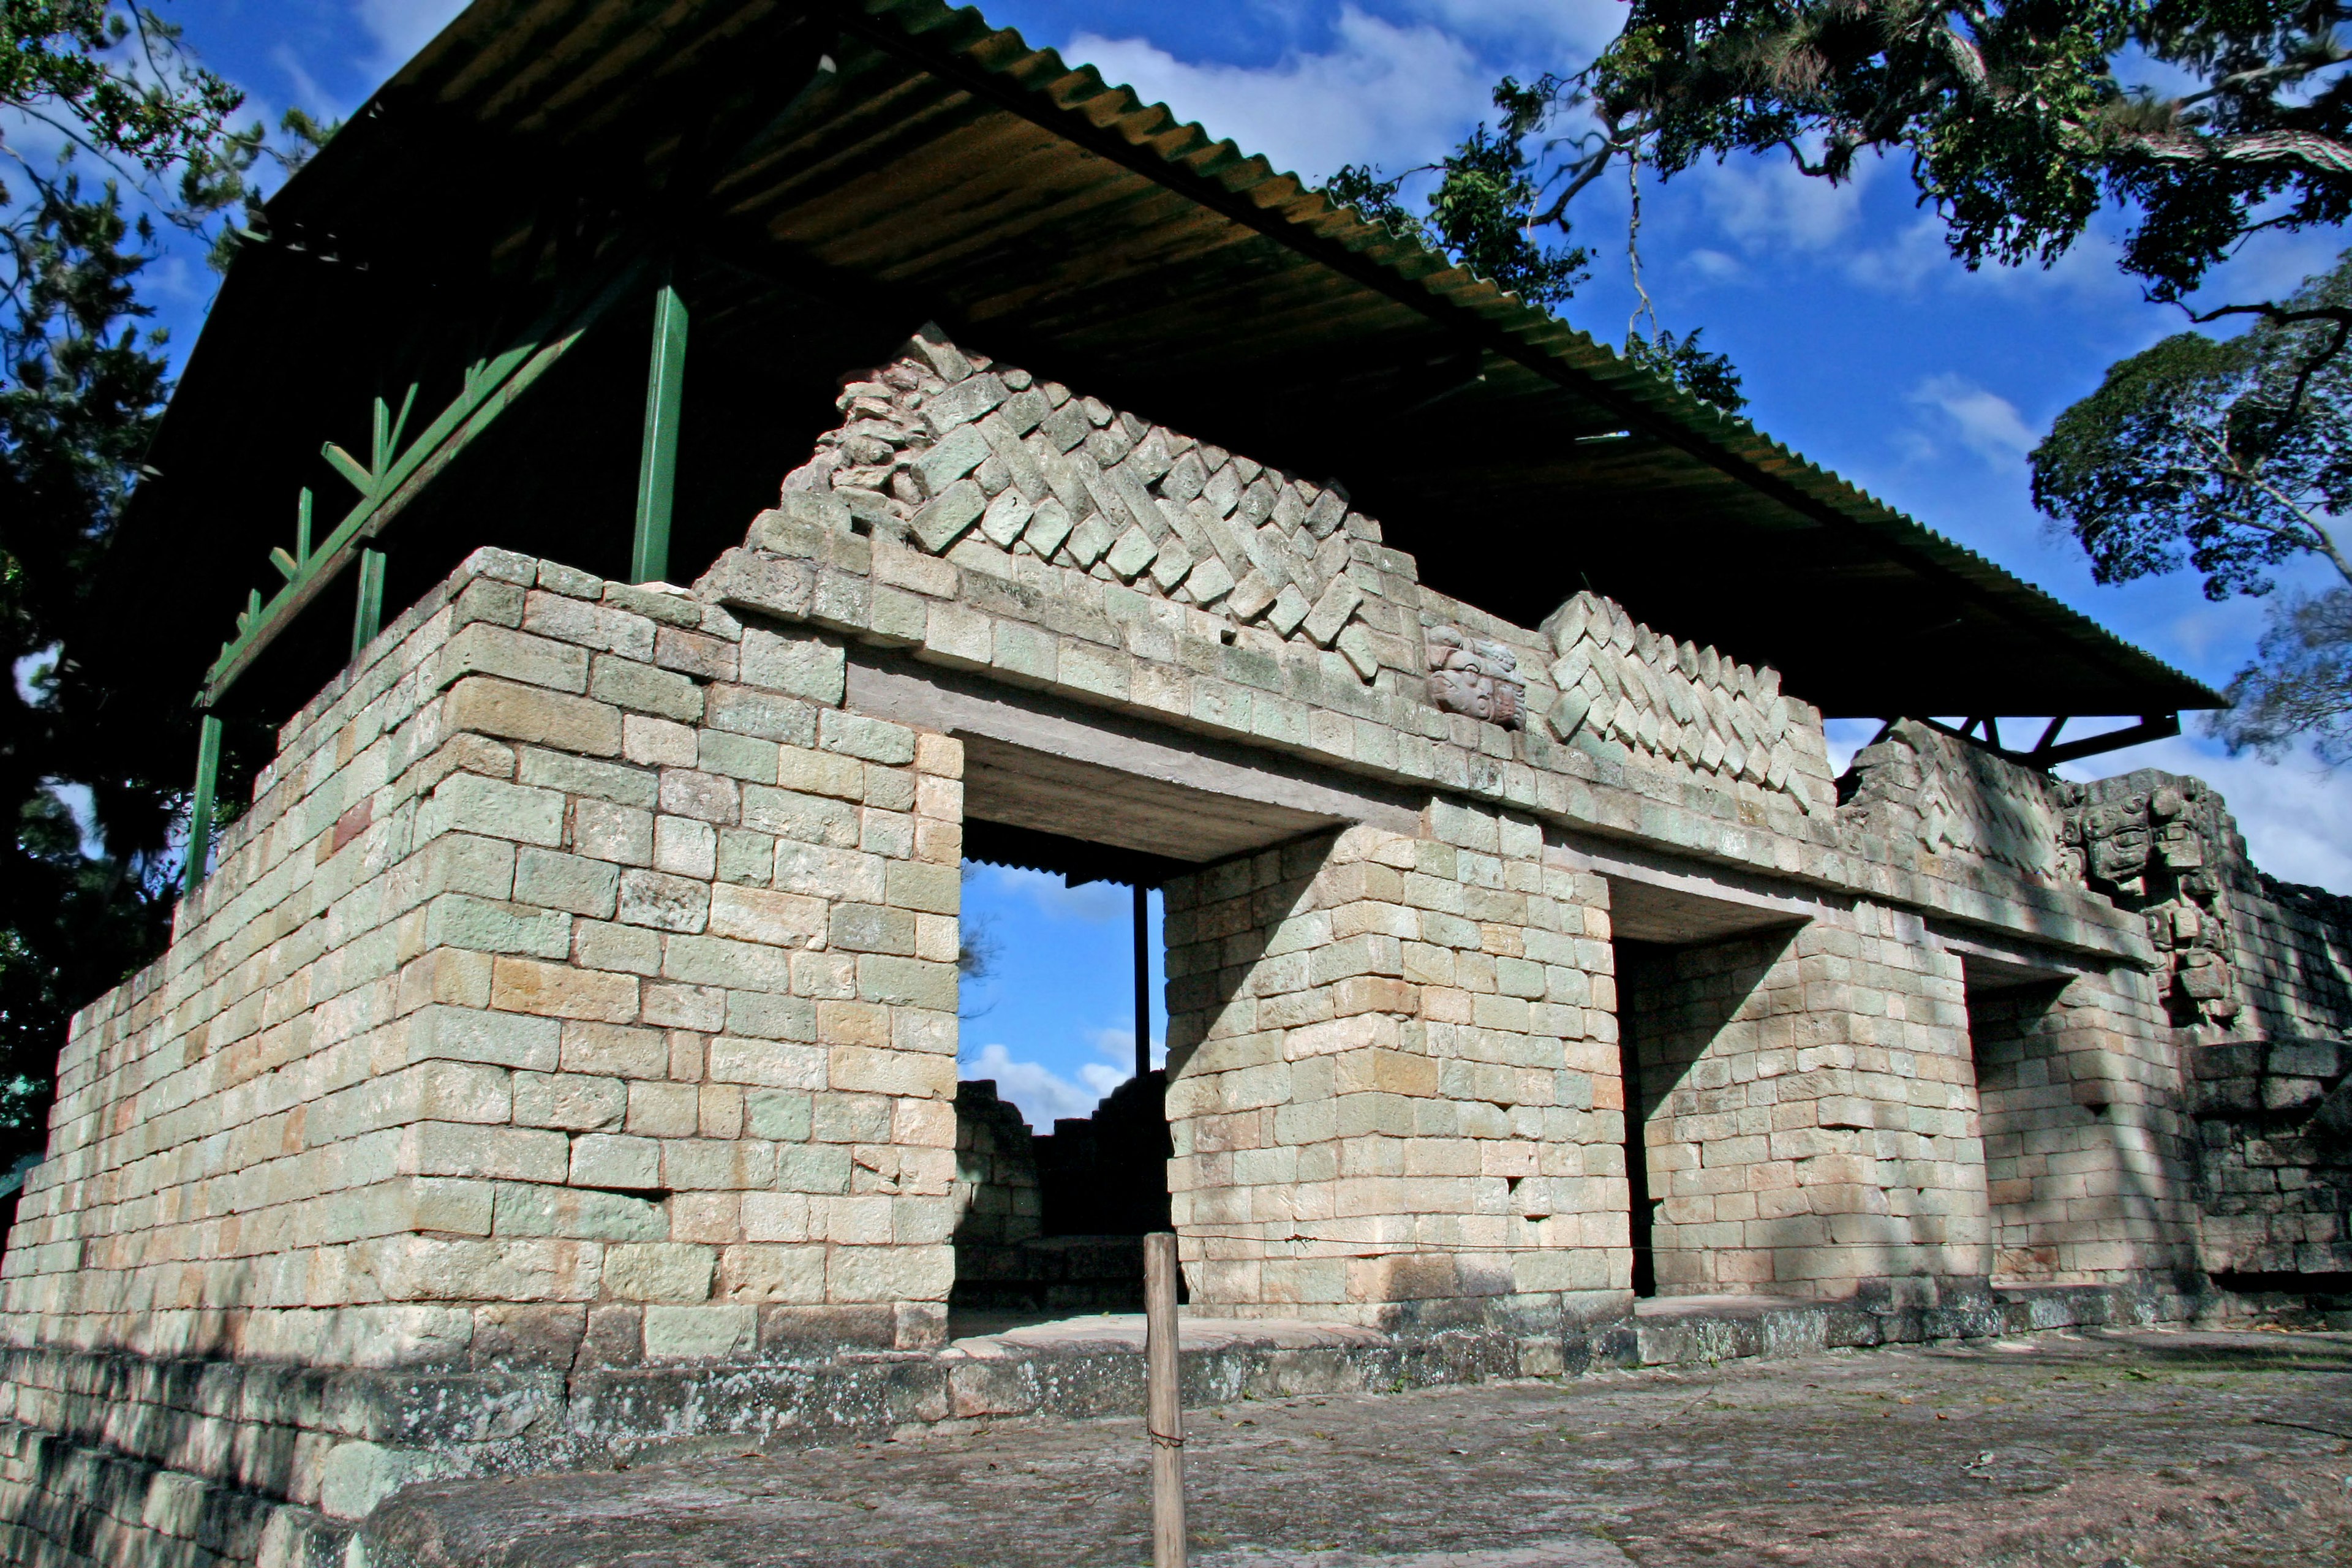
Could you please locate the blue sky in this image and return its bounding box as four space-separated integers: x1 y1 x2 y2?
43 0 2351 1119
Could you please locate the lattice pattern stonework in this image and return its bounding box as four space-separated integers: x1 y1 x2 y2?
774 325 1392 681
1539 591 1824 807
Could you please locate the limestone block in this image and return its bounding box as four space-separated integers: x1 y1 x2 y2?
492 1183 664 1241
489 957 639 1023
317 1441 454 1521
418 773 566 850
445 676 622 758
641 1303 757 1359
707 884 828 947
570 1133 662 1190
604 1243 717 1302
612 866 706 934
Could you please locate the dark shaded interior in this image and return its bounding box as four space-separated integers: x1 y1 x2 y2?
1613 938 1673 1299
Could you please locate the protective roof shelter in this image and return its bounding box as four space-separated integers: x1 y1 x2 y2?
103 0 2218 859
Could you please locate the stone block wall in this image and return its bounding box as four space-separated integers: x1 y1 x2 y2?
2054 769 2351 1284
1161 804 1626 1328
1967 968 2202 1285
8 318 2324 1562
2228 878 2352 1044
0 547 969 1546
948 1078 1039 1254
6 550 967 1374
2185 1037 2352 1276
776 323 1419 691
1618 907 1990 1302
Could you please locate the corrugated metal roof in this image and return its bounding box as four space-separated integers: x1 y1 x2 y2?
107 0 2220 725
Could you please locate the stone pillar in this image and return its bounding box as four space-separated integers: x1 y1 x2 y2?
1625 905 1990 1303
1160 801 1624 1328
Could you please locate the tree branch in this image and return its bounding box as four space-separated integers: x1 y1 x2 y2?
2181 423 2352 584
2108 125 2352 179
2186 300 2352 428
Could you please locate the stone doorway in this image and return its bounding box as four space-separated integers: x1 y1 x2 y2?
1604 872 1815 1300
1951 943 2084 1285
949 819 1178 1324
842 653 1406 1325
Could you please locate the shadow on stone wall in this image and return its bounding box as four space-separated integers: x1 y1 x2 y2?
948 1074 1173 1316
2188 1037 2352 1279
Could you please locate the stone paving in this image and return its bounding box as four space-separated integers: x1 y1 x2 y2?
361 1326 2352 1566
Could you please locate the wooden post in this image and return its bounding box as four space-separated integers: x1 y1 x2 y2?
1133 883 1151 1084
183 712 222 897
631 277 690 584
1145 1230 1185 1568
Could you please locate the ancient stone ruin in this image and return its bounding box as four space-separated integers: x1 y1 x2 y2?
2 322 2345 1563
1 1 2347 1561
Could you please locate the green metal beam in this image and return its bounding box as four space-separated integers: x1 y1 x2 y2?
631 279 689 584
352 547 387 657
183 712 222 895
200 255 650 709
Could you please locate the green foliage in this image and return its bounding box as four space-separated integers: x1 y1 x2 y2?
0 173 187 1141
0 2 282 1157
1626 325 1749 413
1329 78 1743 412
2 1 239 175
2209 587 2352 762
1583 0 2352 304
2032 251 2352 597
1324 82 1590 311
2032 249 2352 757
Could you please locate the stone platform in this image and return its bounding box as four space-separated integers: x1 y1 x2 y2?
355 1324 2352 1567
38 1280 2217 1567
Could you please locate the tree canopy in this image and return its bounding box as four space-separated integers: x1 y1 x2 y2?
1320 81 1749 414
0 2 293 1155
2033 248 2352 759
1325 83 1591 313
1574 0 2352 306
1439 0 2352 757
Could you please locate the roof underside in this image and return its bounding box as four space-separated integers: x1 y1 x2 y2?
105 0 2219 725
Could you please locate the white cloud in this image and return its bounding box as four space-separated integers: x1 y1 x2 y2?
353 0 469 76
962 1026 1165 1127
270 43 332 115
2062 735 2352 895
1905 374 2040 467
960 1043 1105 1126
1398 0 1628 59
1823 717 1885 775
2192 227 2350 318
1683 247 1743 283
1696 152 1872 254
1843 217 1949 295
1066 7 1492 182
970 864 1131 923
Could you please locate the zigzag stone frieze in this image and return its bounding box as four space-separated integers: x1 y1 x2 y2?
765 325 1406 684
1536 590 1833 812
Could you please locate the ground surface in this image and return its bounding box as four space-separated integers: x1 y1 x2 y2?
366 1327 2352 1567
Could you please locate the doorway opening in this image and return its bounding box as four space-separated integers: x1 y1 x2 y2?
1954 946 2076 1284
950 820 1185 1328
1607 874 1813 1301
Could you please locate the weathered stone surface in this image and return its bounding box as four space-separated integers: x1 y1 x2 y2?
353 1327 2351 1567
4 323 2347 1567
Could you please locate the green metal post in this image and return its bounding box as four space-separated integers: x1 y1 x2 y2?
184 712 222 895
632 279 690 584
352 547 386 658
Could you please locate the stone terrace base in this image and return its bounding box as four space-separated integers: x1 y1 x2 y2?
353 1326 2352 1568
0 1279 2231 1568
